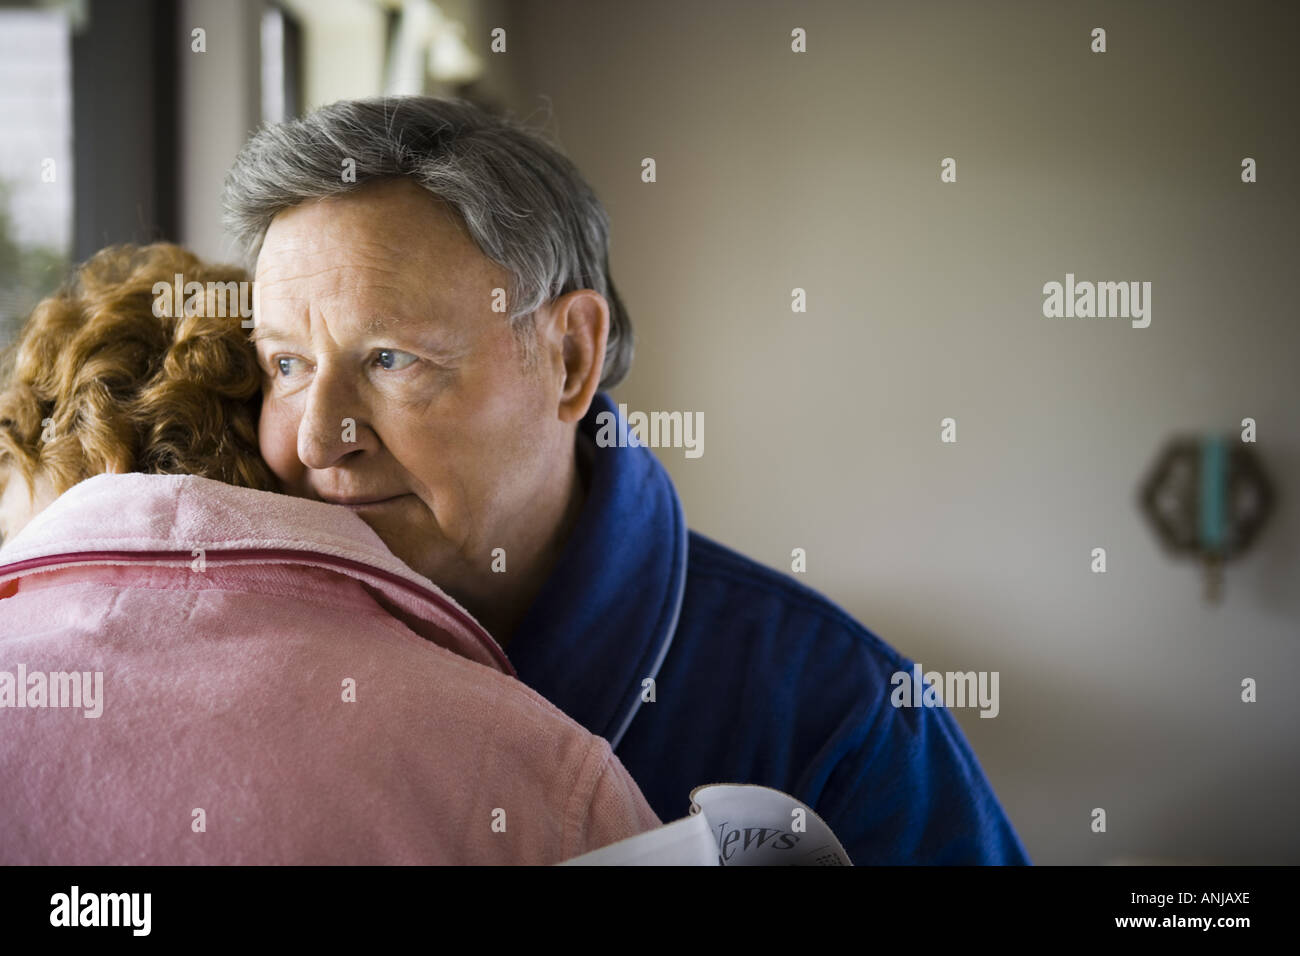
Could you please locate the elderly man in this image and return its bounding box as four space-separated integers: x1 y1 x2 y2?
223 96 1030 865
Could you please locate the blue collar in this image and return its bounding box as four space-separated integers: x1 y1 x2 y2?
505 391 688 748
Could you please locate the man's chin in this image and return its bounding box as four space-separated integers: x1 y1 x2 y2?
354 504 459 587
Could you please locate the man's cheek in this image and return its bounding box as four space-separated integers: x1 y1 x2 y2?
259 404 302 478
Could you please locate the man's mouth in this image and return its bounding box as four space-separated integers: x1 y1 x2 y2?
317 494 410 511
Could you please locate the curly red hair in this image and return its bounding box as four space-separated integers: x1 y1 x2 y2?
0 242 277 498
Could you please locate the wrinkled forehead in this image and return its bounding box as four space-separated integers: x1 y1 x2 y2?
252 188 508 327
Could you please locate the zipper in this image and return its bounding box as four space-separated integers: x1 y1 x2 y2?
0 547 514 676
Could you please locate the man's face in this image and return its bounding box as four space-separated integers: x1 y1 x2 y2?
252 178 570 592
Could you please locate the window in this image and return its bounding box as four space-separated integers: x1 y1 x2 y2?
0 8 73 348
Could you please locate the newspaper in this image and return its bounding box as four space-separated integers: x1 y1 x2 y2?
559 783 853 866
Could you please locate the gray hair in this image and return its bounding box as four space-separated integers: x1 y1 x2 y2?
221 95 632 388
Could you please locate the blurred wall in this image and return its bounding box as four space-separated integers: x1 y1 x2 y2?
495 0 1300 864
177 0 263 265
280 0 386 111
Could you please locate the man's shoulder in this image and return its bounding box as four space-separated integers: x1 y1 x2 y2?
682 529 906 674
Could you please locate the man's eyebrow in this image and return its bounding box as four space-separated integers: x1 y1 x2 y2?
248 321 468 356
248 327 296 345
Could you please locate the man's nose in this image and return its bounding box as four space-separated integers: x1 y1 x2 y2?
296 368 371 470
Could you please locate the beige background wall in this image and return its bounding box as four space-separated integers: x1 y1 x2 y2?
498 0 1300 864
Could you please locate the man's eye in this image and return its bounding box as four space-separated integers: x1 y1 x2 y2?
275 356 308 377
375 349 418 371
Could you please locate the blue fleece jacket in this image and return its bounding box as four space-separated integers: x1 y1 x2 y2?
506 392 1031 865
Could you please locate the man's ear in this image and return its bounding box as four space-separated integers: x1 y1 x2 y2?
540 290 609 424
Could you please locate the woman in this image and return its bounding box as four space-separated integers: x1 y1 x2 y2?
0 243 659 864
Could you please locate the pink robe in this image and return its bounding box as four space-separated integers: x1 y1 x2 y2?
0 473 659 864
